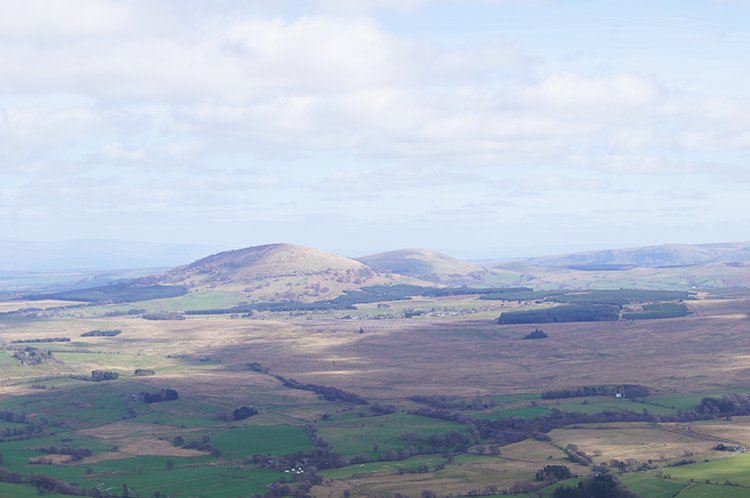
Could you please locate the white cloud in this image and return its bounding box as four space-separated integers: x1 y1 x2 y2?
315 166 478 194
1 2 743 175
0 0 133 37
1 1 750 254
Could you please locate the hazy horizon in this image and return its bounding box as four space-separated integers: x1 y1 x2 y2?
2 237 749 273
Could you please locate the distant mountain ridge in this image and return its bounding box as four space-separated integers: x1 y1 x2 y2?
520 242 750 268
146 243 403 302
356 248 488 286
7 240 750 295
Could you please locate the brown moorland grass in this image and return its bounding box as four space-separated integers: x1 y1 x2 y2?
5 297 750 402
548 423 720 465
677 415 750 446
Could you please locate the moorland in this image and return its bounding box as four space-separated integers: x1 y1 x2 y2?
2 242 750 498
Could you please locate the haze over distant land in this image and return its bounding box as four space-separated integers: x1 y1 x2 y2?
1 1 749 255
0 239 228 271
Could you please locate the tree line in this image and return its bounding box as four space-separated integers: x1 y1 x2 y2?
11 337 70 343
542 384 651 400
142 312 185 321
248 362 368 405
81 329 121 337
409 395 496 411
25 282 187 303
497 304 621 324
621 302 690 320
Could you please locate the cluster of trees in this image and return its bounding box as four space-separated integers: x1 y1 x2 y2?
134 369 155 376
175 435 222 456
142 312 185 321
70 370 119 382
523 329 548 340
11 337 70 344
367 403 397 415
37 446 93 461
1 423 49 442
233 406 258 420
409 395 495 411
12 347 53 365
535 465 573 481
81 329 122 337
553 472 642 498
542 385 651 400
497 304 621 324
622 302 690 320
143 389 179 403
694 394 750 416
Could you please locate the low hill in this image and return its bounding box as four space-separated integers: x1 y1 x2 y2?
356 248 488 285
520 242 750 268
144 243 403 302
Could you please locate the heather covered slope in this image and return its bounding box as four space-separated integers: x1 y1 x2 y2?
146 243 403 302
356 248 488 285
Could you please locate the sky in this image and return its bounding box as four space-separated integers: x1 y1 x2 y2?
1 0 750 264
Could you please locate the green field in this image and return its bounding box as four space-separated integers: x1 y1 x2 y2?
667 454 750 485
4 287 750 497
620 473 689 498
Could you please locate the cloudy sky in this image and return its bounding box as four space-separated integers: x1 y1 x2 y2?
1 0 750 263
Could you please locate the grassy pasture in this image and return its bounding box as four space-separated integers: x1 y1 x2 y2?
550 398 678 416
136 290 250 312
314 440 578 498
619 473 689 498
667 453 750 485
211 425 314 458
80 457 280 498
317 416 469 456
0 483 47 498
677 483 750 497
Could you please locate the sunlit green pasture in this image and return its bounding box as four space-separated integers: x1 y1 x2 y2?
620 473 689 498
667 453 750 486
212 425 314 458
